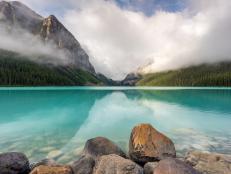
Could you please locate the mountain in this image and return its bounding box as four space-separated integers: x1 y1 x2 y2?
120 73 141 86
0 1 95 73
0 1 103 86
0 1 43 32
40 15 95 73
136 62 231 86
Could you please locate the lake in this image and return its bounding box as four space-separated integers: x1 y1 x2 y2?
0 87 231 164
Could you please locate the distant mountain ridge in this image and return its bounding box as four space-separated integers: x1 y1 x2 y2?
0 0 95 73
136 62 231 86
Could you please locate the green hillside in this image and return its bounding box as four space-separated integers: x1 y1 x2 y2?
0 50 101 86
137 62 231 86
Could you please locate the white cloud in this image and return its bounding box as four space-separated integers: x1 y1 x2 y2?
0 25 70 65
62 0 231 79
4 0 231 80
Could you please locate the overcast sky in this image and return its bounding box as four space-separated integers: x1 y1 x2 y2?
6 0 231 80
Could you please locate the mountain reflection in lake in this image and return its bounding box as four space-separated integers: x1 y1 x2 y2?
0 88 230 163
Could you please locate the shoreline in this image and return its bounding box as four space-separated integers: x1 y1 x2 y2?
1 123 230 174
0 86 231 91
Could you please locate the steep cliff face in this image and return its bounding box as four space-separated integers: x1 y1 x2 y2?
0 1 14 25
0 1 43 32
0 1 95 74
40 15 95 73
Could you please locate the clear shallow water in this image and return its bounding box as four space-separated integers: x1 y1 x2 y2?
0 87 231 163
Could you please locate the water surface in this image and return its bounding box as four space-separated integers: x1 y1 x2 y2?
0 87 230 163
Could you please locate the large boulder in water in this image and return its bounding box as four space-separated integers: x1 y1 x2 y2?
71 155 95 174
0 152 30 174
129 123 176 164
185 151 231 174
93 154 143 174
144 162 159 174
154 158 200 174
30 165 73 174
83 137 126 159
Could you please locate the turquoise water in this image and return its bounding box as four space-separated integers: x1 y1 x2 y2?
0 87 231 163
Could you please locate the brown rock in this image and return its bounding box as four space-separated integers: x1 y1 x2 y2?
71 155 95 174
93 154 143 174
30 158 57 170
154 158 200 174
185 151 231 174
129 123 176 164
30 165 73 174
83 137 126 160
144 162 159 174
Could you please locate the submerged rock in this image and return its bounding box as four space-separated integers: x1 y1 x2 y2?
185 151 231 174
93 154 143 174
0 152 30 174
71 155 95 174
30 165 73 174
30 158 57 170
83 137 126 160
129 123 176 164
144 162 159 174
154 158 200 174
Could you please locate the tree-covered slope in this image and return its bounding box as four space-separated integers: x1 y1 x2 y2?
0 50 101 86
137 62 231 86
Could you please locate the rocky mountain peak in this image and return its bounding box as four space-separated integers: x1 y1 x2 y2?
40 14 95 73
9 1 43 20
0 1 14 24
42 15 60 32
41 15 70 43
0 1 43 32
0 1 96 74
0 1 10 9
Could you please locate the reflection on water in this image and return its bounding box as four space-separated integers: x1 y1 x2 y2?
0 88 231 163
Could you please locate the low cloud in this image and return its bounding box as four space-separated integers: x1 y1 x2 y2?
4 0 231 80
0 23 70 65
63 0 231 79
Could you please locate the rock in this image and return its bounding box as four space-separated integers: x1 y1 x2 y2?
185 151 231 174
154 158 200 174
144 162 159 174
71 155 95 174
0 152 30 174
30 158 57 170
93 154 143 174
83 137 126 160
129 123 176 164
30 165 73 174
